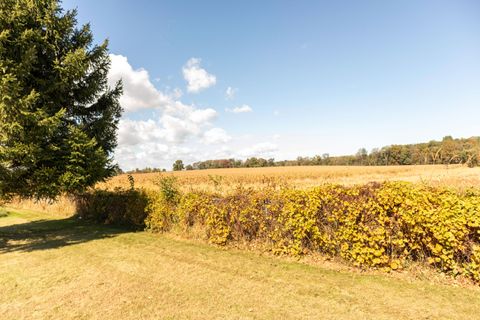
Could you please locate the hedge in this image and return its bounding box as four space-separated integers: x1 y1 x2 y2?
76 182 480 282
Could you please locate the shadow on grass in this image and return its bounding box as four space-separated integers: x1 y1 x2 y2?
0 214 130 253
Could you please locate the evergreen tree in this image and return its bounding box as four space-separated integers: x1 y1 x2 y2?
0 0 123 199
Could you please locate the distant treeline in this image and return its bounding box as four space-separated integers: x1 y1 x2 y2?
122 167 167 174
122 136 480 173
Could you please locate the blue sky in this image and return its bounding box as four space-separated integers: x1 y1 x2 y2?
63 0 480 170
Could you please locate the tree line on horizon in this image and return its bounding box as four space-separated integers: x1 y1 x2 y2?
122 136 480 174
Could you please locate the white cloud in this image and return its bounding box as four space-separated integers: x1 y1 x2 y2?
117 119 163 146
202 128 232 144
117 104 219 147
182 58 216 93
225 86 237 100
226 104 253 113
160 107 217 144
238 142 278 158
109 53 231 170
188 108 217 124
108 54 173 112
116 142 194 171
116 114 226 169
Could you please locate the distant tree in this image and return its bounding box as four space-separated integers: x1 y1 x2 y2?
173 160 184 171
234 159 243 167
356 148 368 165
185 164 193 171
258 158 268 167
368 149 380 165
0 0 122 200
321 153 330 165
244 158 256 167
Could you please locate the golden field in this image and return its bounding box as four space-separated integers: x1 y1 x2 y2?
9 164 480 216
106 164 480 191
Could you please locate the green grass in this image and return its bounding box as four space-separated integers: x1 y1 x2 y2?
1 209 479 319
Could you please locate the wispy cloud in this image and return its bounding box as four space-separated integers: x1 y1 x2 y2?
238 142 278 158
225 86 237 100
226 104 253 113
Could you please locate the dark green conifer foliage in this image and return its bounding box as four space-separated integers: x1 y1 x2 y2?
0 0 123 199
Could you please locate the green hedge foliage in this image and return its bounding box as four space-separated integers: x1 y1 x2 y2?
75 189 149 229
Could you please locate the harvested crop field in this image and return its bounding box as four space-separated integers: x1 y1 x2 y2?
9 165 480 216
107 165 480 191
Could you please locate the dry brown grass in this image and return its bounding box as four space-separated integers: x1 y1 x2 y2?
7 196 76 216
1 209 479 319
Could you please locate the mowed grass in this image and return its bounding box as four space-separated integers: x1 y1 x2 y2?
1 209 479 320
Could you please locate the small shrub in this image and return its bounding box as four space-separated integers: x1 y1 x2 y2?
128 174 135 190
155 175 180 204
144 175 181 232
74 189 148 229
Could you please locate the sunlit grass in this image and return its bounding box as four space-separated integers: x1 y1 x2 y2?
1 209 479 319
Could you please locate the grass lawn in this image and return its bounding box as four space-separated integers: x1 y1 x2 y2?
1 208 479 319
